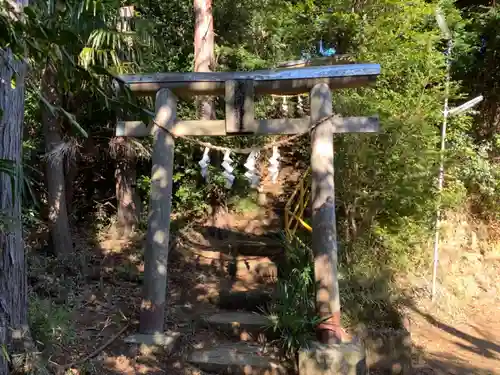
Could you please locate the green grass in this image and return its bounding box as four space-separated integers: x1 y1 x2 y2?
264 232 405 358
229 192 260 214
29 296 75 350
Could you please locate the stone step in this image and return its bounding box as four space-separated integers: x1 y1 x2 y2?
176 246 279 284
230 256 278 284
204 311 270 342
209 287 275 312
182 226 284 257
188 342 288 375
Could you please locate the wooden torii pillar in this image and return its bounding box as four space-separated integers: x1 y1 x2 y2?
114 64 380 345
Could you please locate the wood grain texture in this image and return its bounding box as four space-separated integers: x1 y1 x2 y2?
139 88 177 334
310 83 341 342
116 116 379 137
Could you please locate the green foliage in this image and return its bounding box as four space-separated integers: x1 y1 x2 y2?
264 233 321 357
451 4 500 218
0 157 39 232
136 174 151 207
315 0 445 271
13 0 495 268
265 234 406 359
449 141 500 219
28 296 75 350
0 3 499 373
1 0 164 142
2 0 498 354
229 193 259 214
172 169 209 214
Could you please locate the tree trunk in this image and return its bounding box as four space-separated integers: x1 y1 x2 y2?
41 63 73 256
115 151 139 237
194 0 223 234
194 0 215 120
64 156 78 216
113 8 140 238
0 48 29 375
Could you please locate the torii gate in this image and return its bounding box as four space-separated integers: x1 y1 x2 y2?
114 63 380 345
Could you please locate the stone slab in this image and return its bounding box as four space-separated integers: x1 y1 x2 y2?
298 341 367 375
360 328 412 374
235 258 278 283
124 331 181 355
210 288 275 312
205 311 269 342
188 342 287 375
176 246 278 283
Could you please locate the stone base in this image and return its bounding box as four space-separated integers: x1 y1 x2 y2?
124 331 180 355
298 341 367 375
359 328 411 374
204 311 270 342
188 342 287 375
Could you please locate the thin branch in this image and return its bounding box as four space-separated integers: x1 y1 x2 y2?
52 324 129 372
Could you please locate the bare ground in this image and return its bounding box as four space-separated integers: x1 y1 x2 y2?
411 304 500 374
26 177 500 374
27 224 499 375
409 217 500 374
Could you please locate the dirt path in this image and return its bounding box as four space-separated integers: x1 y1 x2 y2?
411 304 500 374
33 227 500 375
28 168 499 375
85 221 500 375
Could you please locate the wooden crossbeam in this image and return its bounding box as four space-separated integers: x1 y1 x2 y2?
251 116 380 135
116 119 226 137
115 64 380 97
116 116 379 137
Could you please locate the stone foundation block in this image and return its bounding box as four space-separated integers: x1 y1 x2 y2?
298 341 367 375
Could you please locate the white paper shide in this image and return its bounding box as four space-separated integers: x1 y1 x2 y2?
222 149 235 188
244 150 260 189
268 146 280 183
198 147 210 181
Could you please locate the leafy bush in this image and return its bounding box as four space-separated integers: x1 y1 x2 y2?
265 233 406 359
229 192 260 214
28 296 75 351
264 233 321 357
451 142 500 219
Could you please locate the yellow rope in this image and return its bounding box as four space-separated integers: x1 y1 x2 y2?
285 167 312 239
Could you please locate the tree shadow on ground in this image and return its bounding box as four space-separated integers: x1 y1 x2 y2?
183 221 416 374
173 223 283 309
29 193 500 375
411 304 500 359
27 210 230 374
80 207 299 375
406 302 500 374
412 348 498 375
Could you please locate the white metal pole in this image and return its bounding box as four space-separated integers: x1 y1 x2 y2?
431 39 452 301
